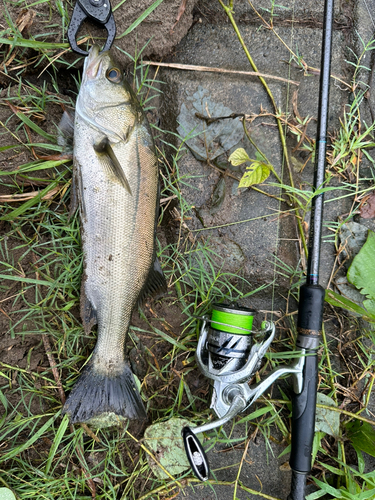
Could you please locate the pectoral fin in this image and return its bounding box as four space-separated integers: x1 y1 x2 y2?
93 137 132 194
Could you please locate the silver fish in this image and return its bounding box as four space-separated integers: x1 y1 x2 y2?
62 45 165 424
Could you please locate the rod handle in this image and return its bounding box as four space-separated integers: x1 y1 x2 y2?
290 353 318 473
296 284 325 343
288 470 307 500
290 284 324 475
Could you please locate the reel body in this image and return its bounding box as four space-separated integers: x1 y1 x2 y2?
183 304 305 481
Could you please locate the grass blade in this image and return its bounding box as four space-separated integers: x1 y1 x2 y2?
0 181 60 221
44 415 70 475
0 414 57 463
117 0 164 38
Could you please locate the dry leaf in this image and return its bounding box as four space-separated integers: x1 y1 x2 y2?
16 9 36 34
360 192 375 219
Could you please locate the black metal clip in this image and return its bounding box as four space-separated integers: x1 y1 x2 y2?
68 0 116 56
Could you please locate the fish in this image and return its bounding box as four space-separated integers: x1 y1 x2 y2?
62 45 165 425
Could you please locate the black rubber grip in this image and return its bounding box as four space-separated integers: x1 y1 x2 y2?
290 284 323 474
297 284 325 334
290 353 318 472
288 470 307 500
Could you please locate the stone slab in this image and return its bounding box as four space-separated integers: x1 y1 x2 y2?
195 0 341 24
161 22 351 290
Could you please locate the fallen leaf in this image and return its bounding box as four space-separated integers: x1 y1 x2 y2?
315 393 340 438
16 9 36 34
360 192 375 218
0 488 16 500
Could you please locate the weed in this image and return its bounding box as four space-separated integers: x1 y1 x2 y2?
1 2 375 500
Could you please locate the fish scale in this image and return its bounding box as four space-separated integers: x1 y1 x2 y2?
62 45 165 425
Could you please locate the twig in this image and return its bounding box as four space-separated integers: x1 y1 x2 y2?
0 187 61 202
142 61 299 85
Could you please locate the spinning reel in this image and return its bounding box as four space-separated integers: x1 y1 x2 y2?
182 304 306 481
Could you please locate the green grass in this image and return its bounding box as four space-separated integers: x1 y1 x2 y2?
0 3 375 500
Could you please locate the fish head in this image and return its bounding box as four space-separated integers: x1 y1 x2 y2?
76 45 141 141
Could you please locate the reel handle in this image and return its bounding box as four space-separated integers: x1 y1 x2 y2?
182 393 247 481
182 426 210 481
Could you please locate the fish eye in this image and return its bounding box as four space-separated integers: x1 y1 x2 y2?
106 67 122 83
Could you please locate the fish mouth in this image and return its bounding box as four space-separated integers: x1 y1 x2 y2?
83 45 109 81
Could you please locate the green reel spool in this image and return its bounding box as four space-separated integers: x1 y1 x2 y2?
210 304 254 335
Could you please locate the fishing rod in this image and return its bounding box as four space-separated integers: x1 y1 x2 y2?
182 0 334 492
288 0 334 497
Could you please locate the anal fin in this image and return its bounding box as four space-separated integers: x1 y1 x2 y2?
80 280 98 334
138 257 167 306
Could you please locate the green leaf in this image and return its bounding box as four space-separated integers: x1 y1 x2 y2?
325 289 375 322
352 444 365 474
238 161 271 188
0 414 57 463
228 148 251 166
363 298 375 316
278 443 291 459
236 405 273 424
0 37 68 50
11 109 56 142
312 431 326 465
346 420 375 457
315 393 340 438
0 159 68 177
311 478 345 498
348 230 375 300
306 490 329 500
0 488 16 500
0 273 55 287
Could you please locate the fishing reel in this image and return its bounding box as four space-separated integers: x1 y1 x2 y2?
182 304 306 482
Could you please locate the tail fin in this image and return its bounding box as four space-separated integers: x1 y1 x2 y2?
63 362 147 424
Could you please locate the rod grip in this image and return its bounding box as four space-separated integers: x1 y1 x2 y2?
290 284 324 474
296 284 325 343
289 353 318 473
288 470 307 500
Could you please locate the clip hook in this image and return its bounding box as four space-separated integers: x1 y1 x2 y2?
68 0 116 56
